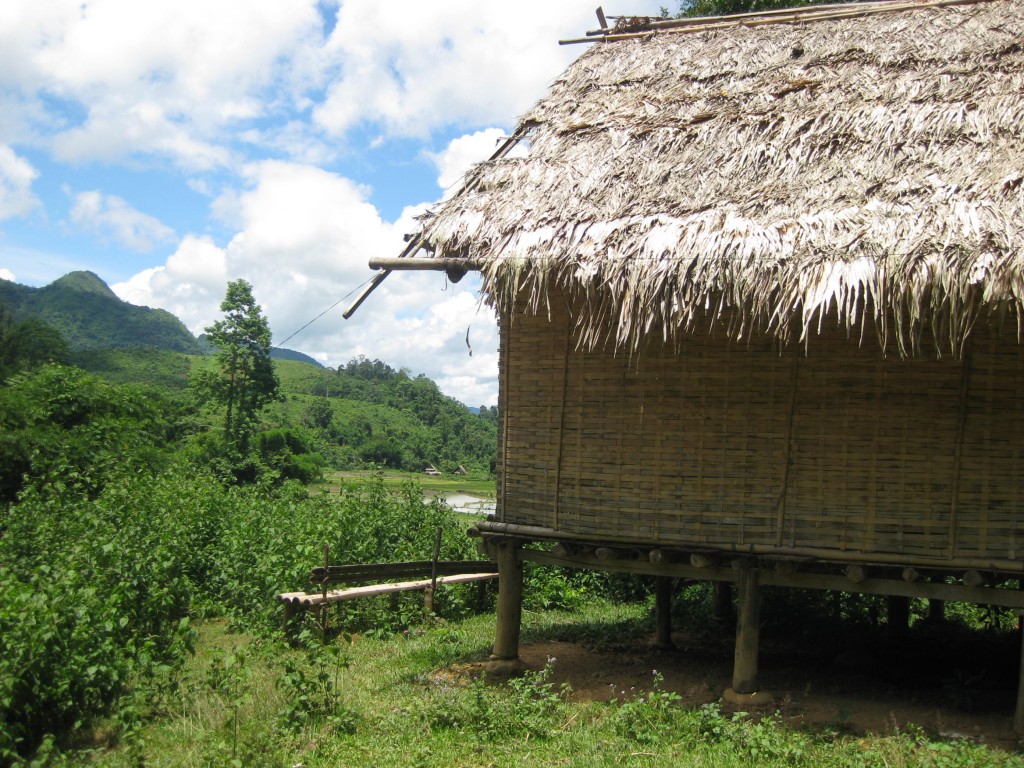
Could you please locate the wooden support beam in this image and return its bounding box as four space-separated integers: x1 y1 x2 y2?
963 569 985 588
653 577 675 650
492 541 523 661
845 564 866 584
511 543 1024 609
649 548 676 564
690 553 717 568
733 567 762 694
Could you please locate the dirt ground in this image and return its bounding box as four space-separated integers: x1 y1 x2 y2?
457 618 1024 752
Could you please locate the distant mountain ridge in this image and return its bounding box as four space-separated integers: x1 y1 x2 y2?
0 271 320 364
0 271 203 353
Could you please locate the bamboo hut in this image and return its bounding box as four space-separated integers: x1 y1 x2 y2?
352 0 1024 729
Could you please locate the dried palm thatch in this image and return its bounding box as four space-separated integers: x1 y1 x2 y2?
413 0 1024 356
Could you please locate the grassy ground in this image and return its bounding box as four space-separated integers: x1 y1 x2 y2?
55 601 1024 768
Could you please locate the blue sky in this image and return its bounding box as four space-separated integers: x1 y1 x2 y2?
0 0 655 405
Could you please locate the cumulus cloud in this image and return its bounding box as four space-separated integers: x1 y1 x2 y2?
426 127 531 196
69 190 176 252
314 2 607 138
113 160 498 404
18 0 325 168
0 267 15 282
0 145 40 220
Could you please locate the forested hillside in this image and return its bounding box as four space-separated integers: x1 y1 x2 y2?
0 271 203 353
1 273 496 475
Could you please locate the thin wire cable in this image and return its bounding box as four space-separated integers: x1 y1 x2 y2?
273 275 375 350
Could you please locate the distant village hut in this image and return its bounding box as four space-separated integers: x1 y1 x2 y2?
352 0 1024 729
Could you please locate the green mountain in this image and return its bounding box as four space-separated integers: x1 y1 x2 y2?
0 271 203 353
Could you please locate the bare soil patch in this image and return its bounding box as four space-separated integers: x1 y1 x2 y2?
475 618 1023 751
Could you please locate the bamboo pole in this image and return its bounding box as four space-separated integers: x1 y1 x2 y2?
560 0 993 44
344 124 530 319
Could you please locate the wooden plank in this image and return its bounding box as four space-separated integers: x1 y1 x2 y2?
280 572 497 606
309 560 496 585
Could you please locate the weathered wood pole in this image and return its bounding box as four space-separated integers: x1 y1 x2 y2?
1016 609 1024 735
491 540 523 661
653 577 675 650
732 566 762 694
713 581 733 622
887 595 910 634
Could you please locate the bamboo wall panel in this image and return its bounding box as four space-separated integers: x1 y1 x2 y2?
497 291 1024 571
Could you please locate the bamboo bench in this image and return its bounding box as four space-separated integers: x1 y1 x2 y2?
278 560 498 624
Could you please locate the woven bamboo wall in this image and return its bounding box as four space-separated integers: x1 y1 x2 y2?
497 292 1024 571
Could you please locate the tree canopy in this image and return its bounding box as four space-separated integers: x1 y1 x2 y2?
201 280 281 449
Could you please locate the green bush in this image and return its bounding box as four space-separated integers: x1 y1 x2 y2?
0 466 480 759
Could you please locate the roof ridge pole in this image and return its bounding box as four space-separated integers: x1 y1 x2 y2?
562 0 995 44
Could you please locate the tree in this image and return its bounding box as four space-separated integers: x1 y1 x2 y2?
203 280 281 449
0 303 69 379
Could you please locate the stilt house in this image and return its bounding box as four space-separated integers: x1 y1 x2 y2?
355 0 1024 729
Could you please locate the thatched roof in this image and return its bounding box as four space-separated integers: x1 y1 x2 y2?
409 0 1024 354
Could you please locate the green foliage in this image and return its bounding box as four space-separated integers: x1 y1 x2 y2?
611 671 683 744
72 348 194 392
200 280 281 451
254 428 325 484
273 356 498 473
0 310 69 379
431 661 567 742
276 635 357 736
0 271 202 354
0 471 481 759
0 364 177 503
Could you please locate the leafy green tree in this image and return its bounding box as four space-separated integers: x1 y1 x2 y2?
0 305 69 379
202 280 281 449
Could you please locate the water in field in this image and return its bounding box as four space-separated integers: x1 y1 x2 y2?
434 493 495 516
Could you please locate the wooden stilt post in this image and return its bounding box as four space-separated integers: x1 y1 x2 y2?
887 595 910 635
713 581 734 623
653 576 675 650
489 540 524 673
732 565 761 695
1015 609 1024 735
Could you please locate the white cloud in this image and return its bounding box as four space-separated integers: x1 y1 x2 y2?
113 234 227 323
69 190 175 252
17 0 325 168
0 267 15 282
0 145 40 220
114 160 499 404
427 127 530 195
314 0 654 140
